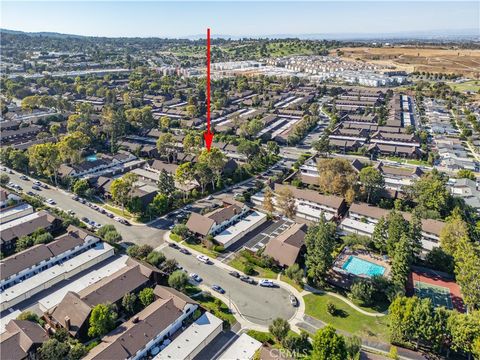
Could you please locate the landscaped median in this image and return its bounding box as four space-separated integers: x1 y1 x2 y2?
303 292 390 343
227 250 280 279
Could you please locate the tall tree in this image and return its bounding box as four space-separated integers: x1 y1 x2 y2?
263 187 275 215
156 133 175 163
359 166 384 203
28 142 62 185
390 233 412 290
88 303 117 338
312 325 348 360
440 212 469 256
269 318 290 343
305 216 337 285
454 236 480 311
276 187 296 219
317 158 357 198
157 169 175 197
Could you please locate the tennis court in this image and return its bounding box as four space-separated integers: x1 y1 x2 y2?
414 281 453 310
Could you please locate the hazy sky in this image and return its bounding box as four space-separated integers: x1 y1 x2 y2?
1 1 479 38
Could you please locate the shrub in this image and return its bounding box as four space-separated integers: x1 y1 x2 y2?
168 270 189 291
327 301 337 316
247 330 274 345
350 279 376 306
172 224 189 238
244 263 255 275
146 251 166 267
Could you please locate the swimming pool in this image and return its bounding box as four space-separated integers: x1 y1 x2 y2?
85 154 97 162
342 256 385 277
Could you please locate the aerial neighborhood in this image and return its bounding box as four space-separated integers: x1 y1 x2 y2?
0 3 479 359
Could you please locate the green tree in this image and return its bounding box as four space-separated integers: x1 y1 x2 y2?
87 303 117 338
39 339 70 360
390 233 412 290
28 142 62 185
305 216 337 285
68 343 88 360
17 311 41 323
312 325 348 360
168 270 189 291
146 251 166 267
138 287 155 307
156 133 175 162
440 212 469 256
345 336 362 360
0 173 10 185
73 179 90 197
198 148 226 190
350 279 375 306
284 263 303 285
454 236 480 311
122 292 137 315
194 162 213 194
448 311 480 358
457 169 476 180
406 171 451 218
268 318 290 342
359 166 384 203
148 193 169 216
157 169 175 197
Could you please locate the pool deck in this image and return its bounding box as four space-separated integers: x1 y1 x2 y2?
333 248 391 279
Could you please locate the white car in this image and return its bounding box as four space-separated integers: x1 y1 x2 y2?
33 181 41 186
189 273 202 282
259 279 275 287
196 255 210 264
46 198 56 205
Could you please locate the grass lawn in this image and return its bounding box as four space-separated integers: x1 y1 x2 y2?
448 80 480 93
103 204 136 221
169 233 183 243
304 293 390 342
184 241 219 259
184 284 202 297
228 256 278 279
280 275 304 292
196 293 236 327
384 156 430 167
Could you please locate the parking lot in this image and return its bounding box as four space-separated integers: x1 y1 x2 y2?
243 217 295 252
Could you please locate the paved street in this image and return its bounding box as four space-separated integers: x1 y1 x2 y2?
161 246 296 326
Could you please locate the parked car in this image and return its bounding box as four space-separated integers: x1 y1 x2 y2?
81 217 89 223
34 181 42 186
46 198 56 205
168 242 180 249
67 210 75 215
240 276 255 285
26 191 35 196
72 195 79 201
196 255 210 264
42 184 49 189
289 295 298 307
189 273 202 282
229 271 240 278
259 279 275 287
211 285 225 294
32 185 41 191
20 175 28 180
179 248 190 255
206 195 213 200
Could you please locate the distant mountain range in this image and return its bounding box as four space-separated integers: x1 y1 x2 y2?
1 28 478 42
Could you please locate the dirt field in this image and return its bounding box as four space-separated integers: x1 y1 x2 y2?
334 47 480 78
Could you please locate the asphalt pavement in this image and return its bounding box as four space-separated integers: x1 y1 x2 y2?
161 246 296 327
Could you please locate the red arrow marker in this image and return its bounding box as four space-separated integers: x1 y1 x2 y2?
204 27 214 151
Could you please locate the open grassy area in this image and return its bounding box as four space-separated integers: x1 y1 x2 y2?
184 284 202 297
448 80 480 93
196 293 236 327
280 275 304 292
169 233 183 243
304 293 390 342
228 255 279 279
384 156 431 167
103 203 136 221
183 241 219 259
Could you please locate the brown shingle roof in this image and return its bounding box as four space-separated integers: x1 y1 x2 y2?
0 320 48 360
264 223 306 267
186 212 215 237
275 184 345 211
84 297 185 360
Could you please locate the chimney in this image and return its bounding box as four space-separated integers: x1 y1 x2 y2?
132 316 139 323
64 316 71 330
